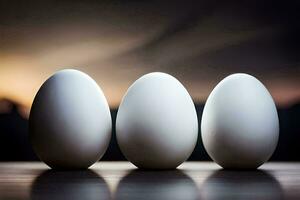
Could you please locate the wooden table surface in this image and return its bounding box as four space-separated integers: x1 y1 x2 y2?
0 162 299 200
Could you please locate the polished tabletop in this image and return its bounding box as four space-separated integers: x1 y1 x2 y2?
0 162 299 200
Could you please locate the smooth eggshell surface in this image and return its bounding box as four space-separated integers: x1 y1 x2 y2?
116 72 198 169
201 73 279 169
29 69 112 169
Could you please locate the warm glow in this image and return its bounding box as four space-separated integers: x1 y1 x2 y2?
0 1 299 109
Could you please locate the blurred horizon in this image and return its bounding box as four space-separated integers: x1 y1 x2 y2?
0 94 300 120
0 0 300 109
1 97 300 161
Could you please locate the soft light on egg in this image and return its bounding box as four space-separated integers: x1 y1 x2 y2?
29 69 112 169
116 72 198 169
201 73 279 169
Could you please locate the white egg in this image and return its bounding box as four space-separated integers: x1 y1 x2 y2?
116 72 198 169
29 69 111 169
201 73 279 169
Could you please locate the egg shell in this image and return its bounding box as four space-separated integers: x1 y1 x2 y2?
29 69 111 169
116 72 198 169
201 73 279 169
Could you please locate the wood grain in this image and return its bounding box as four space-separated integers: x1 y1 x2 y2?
0 162 299 200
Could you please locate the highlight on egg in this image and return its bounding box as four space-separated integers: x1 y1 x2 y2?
29 69 112 169
116 72 198 169
201 73 279 169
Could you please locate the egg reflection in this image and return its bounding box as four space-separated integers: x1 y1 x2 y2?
30 170 111 200
115 170 199 200
200 170 283 200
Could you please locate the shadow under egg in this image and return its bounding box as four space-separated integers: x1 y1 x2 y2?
199 170 283 200
115 169 199 200
30 169 111 200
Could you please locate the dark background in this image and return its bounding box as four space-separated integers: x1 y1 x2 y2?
0 99 299 161
0 0 299 161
